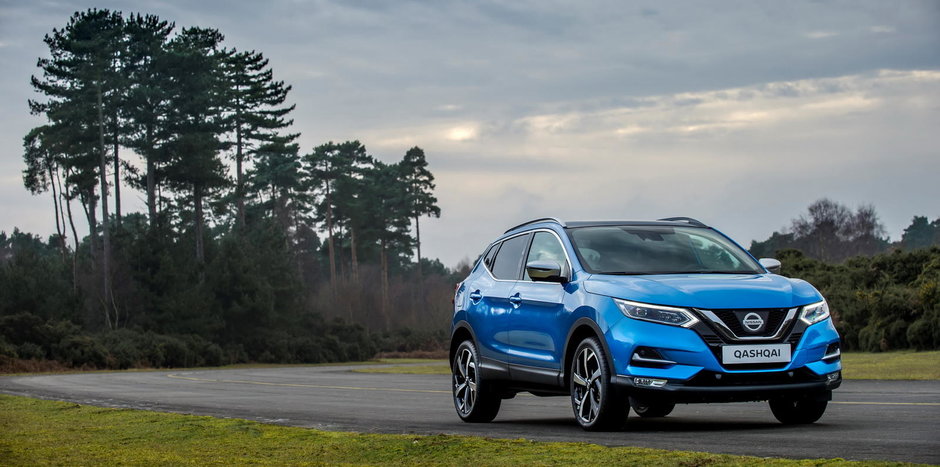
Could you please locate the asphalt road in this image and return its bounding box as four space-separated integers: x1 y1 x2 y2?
2 364 938 464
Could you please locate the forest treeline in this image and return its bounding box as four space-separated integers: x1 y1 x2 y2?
749 199 940 351
2 11 938 371
2 9 457 371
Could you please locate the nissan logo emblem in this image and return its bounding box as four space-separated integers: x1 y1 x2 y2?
742 312 764 332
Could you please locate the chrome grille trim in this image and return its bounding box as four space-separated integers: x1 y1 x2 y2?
695 307 798 342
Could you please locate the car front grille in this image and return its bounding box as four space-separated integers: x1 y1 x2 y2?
710 308 788 338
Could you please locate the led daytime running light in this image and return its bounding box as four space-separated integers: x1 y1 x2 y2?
799 300 830 325
615 299 699 328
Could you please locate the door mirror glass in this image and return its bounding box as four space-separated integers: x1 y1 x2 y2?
526 260 568 283
759 258 782 274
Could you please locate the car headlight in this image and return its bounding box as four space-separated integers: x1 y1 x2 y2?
799 300 830 325
615 299 699 328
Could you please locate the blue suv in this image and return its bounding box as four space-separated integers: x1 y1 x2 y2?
450 217 842 430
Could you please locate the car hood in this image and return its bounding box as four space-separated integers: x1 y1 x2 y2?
582 273 821 309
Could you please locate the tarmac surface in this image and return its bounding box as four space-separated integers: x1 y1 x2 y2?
2 364 938 463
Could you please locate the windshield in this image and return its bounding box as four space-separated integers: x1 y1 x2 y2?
568 225 763 275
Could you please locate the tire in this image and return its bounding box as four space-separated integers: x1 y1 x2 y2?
629 397 675 418
452 340 501 422
769 398 828 424
569 337 628 431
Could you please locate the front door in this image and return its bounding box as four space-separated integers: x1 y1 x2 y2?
509 231 570 373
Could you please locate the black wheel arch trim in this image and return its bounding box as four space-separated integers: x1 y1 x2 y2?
560 317 616 387
450 321 477 364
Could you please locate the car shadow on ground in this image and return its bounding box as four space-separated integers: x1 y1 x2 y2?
491 416 789 432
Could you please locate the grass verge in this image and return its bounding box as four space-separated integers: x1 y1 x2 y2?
0 395 911 466
354 352 940 380
354 361 449 375
0 358 425 377
840 351 940 380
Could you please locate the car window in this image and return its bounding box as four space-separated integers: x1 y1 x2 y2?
481 244 499 270
524 231 567 280
490 234 530 280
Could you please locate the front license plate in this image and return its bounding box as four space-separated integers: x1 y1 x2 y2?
722 344 791 364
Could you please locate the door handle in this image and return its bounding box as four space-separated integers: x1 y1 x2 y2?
469 290 483 302
509 293 522 307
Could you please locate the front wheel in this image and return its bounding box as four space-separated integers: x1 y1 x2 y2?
769 398 828 424
452 340 501 422
570 337 628 431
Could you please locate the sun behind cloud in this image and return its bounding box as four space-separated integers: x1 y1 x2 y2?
447 125 478 142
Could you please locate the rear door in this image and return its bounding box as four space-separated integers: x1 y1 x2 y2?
466 233 531 363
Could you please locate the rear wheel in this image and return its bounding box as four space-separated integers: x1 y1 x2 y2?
629 397 675 418
570 337 628 431
769 398 828 424
452 340 501 422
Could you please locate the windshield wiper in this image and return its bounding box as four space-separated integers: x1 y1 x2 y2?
602 270 759 275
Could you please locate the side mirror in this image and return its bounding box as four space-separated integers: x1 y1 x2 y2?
759 258 782 274
526 260 569 283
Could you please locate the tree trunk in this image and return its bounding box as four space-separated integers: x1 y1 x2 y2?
145 125 157 227
194 183 205 264
112 111 121 226
415 215 422 278
59 168 79 291
350 226 359 282
97 84 113 329
48 166 67 258
381 238 390 331
235 122 245 227
326 183 337 294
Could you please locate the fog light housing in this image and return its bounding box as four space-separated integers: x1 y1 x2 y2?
631 347 677 367
823 342 841 362
633 377 668 388
825 371 841 386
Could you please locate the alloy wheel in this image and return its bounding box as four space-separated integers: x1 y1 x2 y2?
572 346 603 424
453 347 477 416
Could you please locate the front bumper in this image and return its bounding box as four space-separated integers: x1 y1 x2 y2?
612 369 841 403
602 307 843 402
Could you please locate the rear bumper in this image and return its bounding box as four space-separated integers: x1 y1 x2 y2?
611 373 840 403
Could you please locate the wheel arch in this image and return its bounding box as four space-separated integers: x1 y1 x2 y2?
561 317 615 388
450 321 476 366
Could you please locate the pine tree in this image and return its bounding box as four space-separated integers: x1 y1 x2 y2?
159 27 230 264
249 134 307 233
223 49 296 228
29 8 125 328
123 13 174 228
361 161 413 329
331 141 373 282
22 126 68 257
303 141 369 288
400 146 439 278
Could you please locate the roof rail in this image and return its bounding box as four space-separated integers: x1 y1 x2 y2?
504 217 566 234
658 216 707 227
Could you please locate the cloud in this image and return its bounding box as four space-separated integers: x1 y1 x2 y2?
804 31 839 40
413 69 940 266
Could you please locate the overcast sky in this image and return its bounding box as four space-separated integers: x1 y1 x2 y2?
1 0 938 268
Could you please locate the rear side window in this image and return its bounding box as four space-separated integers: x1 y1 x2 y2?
482 244 499 270
490 234 531 280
